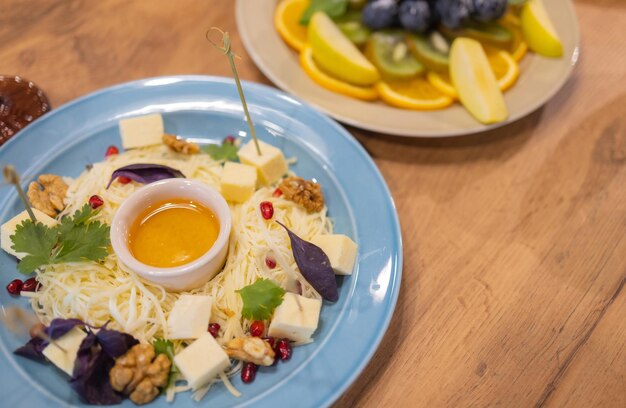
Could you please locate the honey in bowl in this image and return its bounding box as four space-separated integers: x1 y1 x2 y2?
128 198 220 268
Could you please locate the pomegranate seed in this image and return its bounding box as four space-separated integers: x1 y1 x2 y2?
223 135 236 145
272 188 283 197
105 145 119 157
208 323 220 338
6 279 22 295
22 277 39 292
262 336 276 348
260 201 274 220
249 321 264 337
241 362 258 383
265 256 277 269
118 176 132 184
276 338 292 361
88 195 104 209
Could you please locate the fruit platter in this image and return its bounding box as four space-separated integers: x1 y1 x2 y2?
236 0 580 136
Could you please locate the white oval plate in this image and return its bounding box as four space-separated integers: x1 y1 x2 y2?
236 0 580 137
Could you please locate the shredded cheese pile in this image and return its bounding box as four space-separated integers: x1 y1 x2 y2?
25 146 332 351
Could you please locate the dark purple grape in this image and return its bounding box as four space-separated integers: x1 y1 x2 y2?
435 0 474 29
471 0 507 22
398 0 434 34
362 0 399 30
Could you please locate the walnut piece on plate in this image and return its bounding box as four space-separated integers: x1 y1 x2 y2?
224 337 275 366
162 133 199 155
109 344 171 405
278 176 325 213
26 174 68 217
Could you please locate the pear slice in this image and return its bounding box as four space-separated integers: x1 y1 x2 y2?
308 11 379 86
449 38 508 124
521 0 563 57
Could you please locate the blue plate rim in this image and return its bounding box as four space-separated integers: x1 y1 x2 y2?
0 75 403 407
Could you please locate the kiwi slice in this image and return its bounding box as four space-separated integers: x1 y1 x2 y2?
440 21 513 46
407 34 449 72
333 11 371 47
366 31 424 80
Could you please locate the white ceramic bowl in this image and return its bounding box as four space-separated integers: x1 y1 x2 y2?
110 178 232 291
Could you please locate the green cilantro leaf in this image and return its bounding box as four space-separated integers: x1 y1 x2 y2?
55 220 110 263
202 143 239 161
236 279 286 320
300 0 348 25
153 338 175 358
9 205 111 274
68 204 97 226
11 221 57 274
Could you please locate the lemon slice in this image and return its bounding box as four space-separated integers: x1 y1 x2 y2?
376 78 453 110
308 11 379 86
521 0 563 57
274 0 310 52
300 47 379 101
449 38 508 124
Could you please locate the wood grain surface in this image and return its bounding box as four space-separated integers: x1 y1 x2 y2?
1 0 625 407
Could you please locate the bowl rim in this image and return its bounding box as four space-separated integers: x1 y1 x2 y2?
110 178 232 278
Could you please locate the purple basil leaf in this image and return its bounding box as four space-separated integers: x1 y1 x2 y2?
46 318 85 339
96 327 139 359
70 332 122 405
14 318 85 362
276 221 338 302
14 336 47 362
106 163 185 189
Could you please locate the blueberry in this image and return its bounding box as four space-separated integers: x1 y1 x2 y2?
472 0 507 22
435 0 474 30
398 0 434 34
362 0 399 30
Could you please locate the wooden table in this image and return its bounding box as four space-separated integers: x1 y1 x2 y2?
2 1 625 406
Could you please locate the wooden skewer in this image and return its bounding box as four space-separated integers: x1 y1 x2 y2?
0 306 67 353
3 165 37 222
206 27 262 156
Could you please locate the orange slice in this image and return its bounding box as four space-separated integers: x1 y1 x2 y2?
500 12 521 28
426 49 519 98
376 78 453 110
275 0 310 52
426 71 458 99
488 16 528 62
487 50 520 92
300 47 379 101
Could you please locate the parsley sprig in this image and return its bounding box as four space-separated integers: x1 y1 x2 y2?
237 279 286 321
10 204 110 274
202 142 239 161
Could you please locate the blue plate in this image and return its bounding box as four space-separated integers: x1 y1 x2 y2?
0 76 402 407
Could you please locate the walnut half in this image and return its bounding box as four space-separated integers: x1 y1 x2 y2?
26 174 68 217
224 337 275 366
109 344 171 405
278 177 325 213
163 133 199 155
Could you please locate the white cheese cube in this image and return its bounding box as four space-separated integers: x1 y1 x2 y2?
219 162 257 203
237 140 288 185
311 234 358 275
42 327 88 376
167 295 213 340
119 113 164 149
1 209 59 258
268 293 322 342
174 332 230 390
